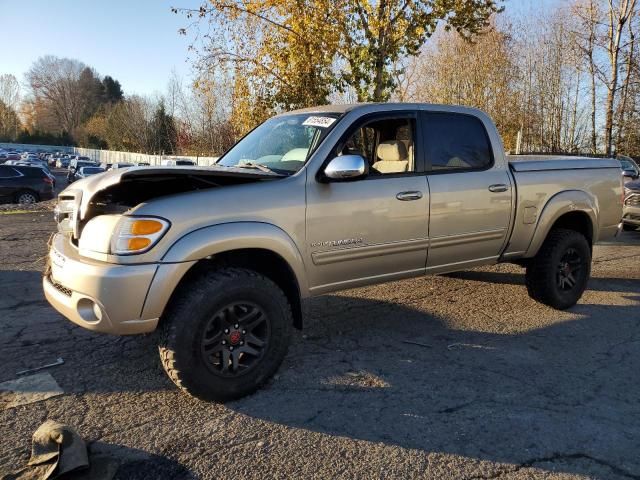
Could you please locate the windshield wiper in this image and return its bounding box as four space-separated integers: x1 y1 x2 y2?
237 162 289 175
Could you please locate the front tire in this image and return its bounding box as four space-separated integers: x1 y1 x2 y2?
158 268 292 402
525 228 591 310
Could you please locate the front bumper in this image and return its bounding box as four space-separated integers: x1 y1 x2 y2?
43 233 160 334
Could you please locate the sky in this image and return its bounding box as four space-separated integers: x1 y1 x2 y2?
0 0 568 98
0 0 198 96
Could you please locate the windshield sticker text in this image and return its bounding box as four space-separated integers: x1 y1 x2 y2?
302 116 336 128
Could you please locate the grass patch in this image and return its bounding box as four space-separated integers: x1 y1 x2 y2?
0 210 37 215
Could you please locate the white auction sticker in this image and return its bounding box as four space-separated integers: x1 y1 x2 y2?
302 116 336 128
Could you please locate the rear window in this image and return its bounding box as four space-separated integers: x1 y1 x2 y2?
423 113 493 171
14 166 45 177
0 166 21 178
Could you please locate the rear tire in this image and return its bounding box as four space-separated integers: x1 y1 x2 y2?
158 267 292 402
14 190 38 204
525 228 591 310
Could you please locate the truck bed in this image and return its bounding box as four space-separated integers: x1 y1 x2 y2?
503 155 622 259
507 155 620 172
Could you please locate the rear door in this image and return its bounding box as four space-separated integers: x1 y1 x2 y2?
0 165 23 201
422 112 513 272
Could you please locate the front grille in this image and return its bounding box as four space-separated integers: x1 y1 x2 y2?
48 276 72 297
625 193 640 207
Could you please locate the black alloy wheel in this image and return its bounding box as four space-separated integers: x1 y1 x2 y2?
200 302 270 377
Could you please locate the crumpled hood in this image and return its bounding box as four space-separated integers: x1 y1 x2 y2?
59 165 284 220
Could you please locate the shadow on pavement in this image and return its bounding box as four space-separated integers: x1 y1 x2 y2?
2 268 640 478
445 270 639 293
228 287 640 478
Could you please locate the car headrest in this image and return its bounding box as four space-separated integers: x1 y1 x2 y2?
377 141 408 162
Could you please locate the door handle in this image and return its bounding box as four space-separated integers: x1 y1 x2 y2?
396 191 423 201
488 184 508 193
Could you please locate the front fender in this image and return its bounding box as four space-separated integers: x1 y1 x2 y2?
525 190 597 258
140 222 308 321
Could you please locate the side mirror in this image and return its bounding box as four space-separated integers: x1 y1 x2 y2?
323 155 368 181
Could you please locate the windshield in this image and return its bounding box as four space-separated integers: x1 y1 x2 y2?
217 113 340 174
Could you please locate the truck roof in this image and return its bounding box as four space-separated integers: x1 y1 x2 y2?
283 102 487 117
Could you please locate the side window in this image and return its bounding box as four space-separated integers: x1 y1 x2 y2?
424 113 492 171
0 166 20 178
337 117 416 175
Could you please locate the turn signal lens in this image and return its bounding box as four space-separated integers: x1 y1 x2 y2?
111 216 170 255
131 219 163 235
127 237 151 250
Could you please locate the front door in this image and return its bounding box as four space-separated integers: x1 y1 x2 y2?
305 113 430 294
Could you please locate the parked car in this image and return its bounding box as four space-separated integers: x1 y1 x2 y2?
44 103 624 402
109 162 135 170
56 158 71 168
0 164 55 204
20 158 48 169
99 162 112 170
622 179 640 231
67 159 98 183
15 163 57 187
75 166 105 180
617 155 640 183
160 158 196 166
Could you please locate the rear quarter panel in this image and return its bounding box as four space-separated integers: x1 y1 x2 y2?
504 165 622 258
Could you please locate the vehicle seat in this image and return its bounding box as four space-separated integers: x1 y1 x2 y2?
281 148 309 162
372 141 409 174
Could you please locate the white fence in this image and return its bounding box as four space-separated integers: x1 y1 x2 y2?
0 142 219 167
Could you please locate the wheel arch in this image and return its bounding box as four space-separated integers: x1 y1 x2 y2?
143 222 307 329
525 190 597 258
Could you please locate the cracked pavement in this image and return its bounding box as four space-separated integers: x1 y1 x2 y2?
0 212 639 479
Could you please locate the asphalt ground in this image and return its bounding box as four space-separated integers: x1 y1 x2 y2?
0 212 639 479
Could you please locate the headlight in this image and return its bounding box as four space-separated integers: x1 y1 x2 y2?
111 217 170 255
78 215 170 255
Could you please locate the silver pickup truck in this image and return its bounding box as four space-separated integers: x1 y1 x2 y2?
43 104 623 401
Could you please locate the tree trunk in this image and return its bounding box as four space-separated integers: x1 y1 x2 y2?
616 23 635 151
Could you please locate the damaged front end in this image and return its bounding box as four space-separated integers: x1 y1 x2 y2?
53 166 285 242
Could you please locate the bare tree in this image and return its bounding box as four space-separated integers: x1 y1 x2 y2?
601 0 638 155
573 0 601 153
0 74 21 140
26 56 88 134
0 74 20 110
